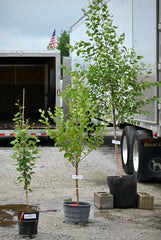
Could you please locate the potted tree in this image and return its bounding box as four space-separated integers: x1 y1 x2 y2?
40 69 104 223
69 0 160 208
11 94 40 235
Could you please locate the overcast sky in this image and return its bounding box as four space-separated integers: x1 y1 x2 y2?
0 0 88 50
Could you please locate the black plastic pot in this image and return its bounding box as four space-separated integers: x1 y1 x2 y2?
63 201 91 223
107 174 137 208
18 211 39 236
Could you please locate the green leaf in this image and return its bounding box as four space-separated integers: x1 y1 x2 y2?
11 100 40 194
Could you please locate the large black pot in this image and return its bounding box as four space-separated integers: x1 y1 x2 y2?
107 174 137 208
63 201 91 223
18 211 39 236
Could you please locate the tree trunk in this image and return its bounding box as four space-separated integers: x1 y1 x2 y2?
76 161 79 205
112 104 122 177
23 88 29 210
26 190 29 212
110 83 122 177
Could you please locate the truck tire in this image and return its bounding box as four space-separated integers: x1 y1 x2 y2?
132 130 152 182
121 126 136 174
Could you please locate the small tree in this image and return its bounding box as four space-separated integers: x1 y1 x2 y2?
40 69 104 204
69 0 161 177
11 101 40 211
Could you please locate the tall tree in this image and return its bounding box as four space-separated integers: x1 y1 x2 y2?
69 0 161 176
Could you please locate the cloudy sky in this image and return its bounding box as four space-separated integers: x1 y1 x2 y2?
0 0 88 50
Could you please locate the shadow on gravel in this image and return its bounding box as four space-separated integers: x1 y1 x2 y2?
100 135 122 148
0 136 55 148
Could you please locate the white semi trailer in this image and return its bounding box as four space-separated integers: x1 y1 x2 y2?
0 50 62 137
70 0 161 181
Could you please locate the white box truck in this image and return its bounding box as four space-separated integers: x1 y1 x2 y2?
0 50 62 137
70 0 161 181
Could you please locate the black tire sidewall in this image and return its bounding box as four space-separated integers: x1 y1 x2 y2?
132 130 152 181
121 126 136 174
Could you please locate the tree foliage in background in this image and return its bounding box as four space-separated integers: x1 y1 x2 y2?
57 30 70 64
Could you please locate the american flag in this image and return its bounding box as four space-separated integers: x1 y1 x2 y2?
48 29 56 49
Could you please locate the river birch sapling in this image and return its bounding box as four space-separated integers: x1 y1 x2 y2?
40 69 104 204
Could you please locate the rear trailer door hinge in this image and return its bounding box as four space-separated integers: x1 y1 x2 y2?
158 102 161 110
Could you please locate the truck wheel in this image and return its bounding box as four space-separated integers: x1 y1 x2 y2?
132 130 152 181
121 126 136 174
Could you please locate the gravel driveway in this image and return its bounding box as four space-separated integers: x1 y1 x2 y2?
0 127 161 240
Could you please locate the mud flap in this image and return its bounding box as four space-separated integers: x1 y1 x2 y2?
133 130 161 182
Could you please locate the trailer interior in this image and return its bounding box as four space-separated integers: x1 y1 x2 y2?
0 56 56 129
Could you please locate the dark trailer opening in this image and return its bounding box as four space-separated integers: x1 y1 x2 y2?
0 51 60 130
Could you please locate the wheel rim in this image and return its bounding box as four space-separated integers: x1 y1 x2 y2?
122 136 128 165
133 139 139 172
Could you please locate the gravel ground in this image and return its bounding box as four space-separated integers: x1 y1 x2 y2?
0 127 161 239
